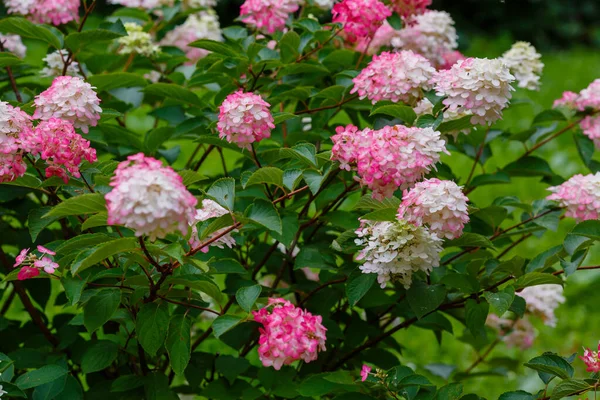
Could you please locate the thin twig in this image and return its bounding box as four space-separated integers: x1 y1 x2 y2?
157 295 221 316
295 95 359 115
0 41 22 102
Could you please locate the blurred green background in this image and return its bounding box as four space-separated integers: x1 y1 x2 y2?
2 0 600 398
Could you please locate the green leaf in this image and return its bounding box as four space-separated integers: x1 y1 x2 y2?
438 116 473 134
84 288 121 332
111 375 145 392
207 177 235 210
503 156 554 178
178 170 207 187
0 52 23 67
0 17 62 49
354 195 401 210
245 167 284 188
550 379 591 400
55 233 112 256
236 285 262 312
71 238 139 274
15 365 68 390
436 383 463 400
43 193 106 219
525 354 574 382
215 355 250 384
533 109 566 124
515 272 563 289
145 127 173 154
166 314 192 376
346 273 376 306
464 299 489 338
574 132 595 167
279 143 318 167
212 315 243 338
283 169 303 191
188 39 240 57
498 391 534 400
302 169 324 195
164 275 223 304
445 233 494 248
386 13 403 30
65 29 125 52
28 206 58 242
88 72 148 92
208 258 247 274
407 282 447 319
61 276 87 306
137 302 170 356
280 31 301 63
81 340 119 373
244 199 282 234
570 220 600 240
272 112 298 124
483 287 515 316
32 374 67 400
370 104 417 125
81 212 108 230
144 83 203 106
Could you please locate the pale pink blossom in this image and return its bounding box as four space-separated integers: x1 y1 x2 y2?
105 153 197 241
3 0 36 15
518 284 565 327
0 33 27 58
34 258 59 274
14 247 60 280
580 342 600 373
33 76 102 134
217 91 274 149
240 0 300 34
580 116 600 148
14 248 30 267
0 152 26 183
37 245 56 256
574 79 600 111
253 298 327 370
5 0 79 26
398 178 469 239
332 0 391 43
0 101 33 154
486 314 535 350
189 199 237 253
553 91 578 108
355 21 399 55
351 50 435 104
331 124 448 199
553 80 600 147
500 42 544 91
360 365 372 381
23 118 97 183
547 173 600 222
431 57 515 125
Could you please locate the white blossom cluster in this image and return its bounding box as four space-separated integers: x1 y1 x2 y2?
518 284 565 327
117 23 160 57
189 199 237 252
40 50 81 78
0 33 27 58
500 42 544 91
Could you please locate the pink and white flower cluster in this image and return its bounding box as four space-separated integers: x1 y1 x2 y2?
500 42 544 91
253 298 327 370
547 173 600 222
332 0 391 43
351 50 435 105
553 79 600 148
189 199 237 253
518 284 565 327
580 342 600 372
217 91 275 150
355 219 443 288
15 246 59 281
33 76 102 134
331 124 448 199
4 0 80 26
390 0 431 21
0 33 27 58
240 0 300 34
398 178 469 239
106 153 198 241
486 314 535 350
431 57 515 125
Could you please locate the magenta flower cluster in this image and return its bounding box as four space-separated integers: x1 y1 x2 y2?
240 0 300 34
332 0 391 43
554 79 600 148
5 0 80 26
253 298 327 370
15 246 59 281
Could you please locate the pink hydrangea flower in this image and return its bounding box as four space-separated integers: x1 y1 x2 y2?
390 0 430 20
580 116 600 149
189 199 237 253
0 152 26 183
34 258 59 274
398 178 469 239
574 79 600 111
33 76 102 134
22 118 97 183
14 248 30 267
105 153 198 241
4 0 36 15
18 266 40 281
331 124 448 199
360 365 372 381
37 245 56 256
431 57 515 125
0 101 33 154
580 342 600 372
486 314 535 350
5 0 79 26
553 80 600 147
351 50 435 104
439 50 466 70
253 298 327 370
240 0 299 34
355 21 400 55
553 91 578 108
332 0 391 43
217 91 274 149
547 173 600 222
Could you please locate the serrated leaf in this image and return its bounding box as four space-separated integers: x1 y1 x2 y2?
207 177 235 210
0 17 62 49
525 354 574 383
245 167 284 188
483 286 515 316
83 288 121 332
15 365 68 390
353 195 401 210
65 29 125 52
550 379 590 400
166 314 192 376
43 193 106 218
279 143 317 167
370 104 417 125
346 273 375 306
236 285 262 312
212 315 243 338
144 83 203 106
283 169 303 191
137 302 170 356
407 282 447 319
188 39 240 57
244 199 282 234
28 206 58 241
81 340 119 373
71 238 139 274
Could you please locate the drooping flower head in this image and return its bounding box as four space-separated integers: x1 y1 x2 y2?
189 199 237 253
547 173 600 222
431 57 515 125
486 314 535 350
105 153 198 241
390 0 431 21
392 10 458 67
22 118 97 183
33 76 102 134
240 0 300 34
253 298 327 370
0 152 26 183
117 23 160 57
360 365 372 382
14 247 59 280
332 0 392 43
41 50 81 78
5 0 80 26
0 101 33 154
500 42 544 91
518 284 565 327
217 91 274 149
0 33 27 58
351 50 435 104
331 124 448 199
398 178 469 239
355 219 443 288
580 342 600 373
160 10 223 63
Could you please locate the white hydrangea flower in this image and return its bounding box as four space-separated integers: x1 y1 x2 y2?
0 33 26 58
518 284 565 327
117 23 160 57
108 0 174 9
500 42 544 91
355 219 443 288
183 0 217 9
40 50 81 78
0 101 33 154
392 10 458 67
189 199 237 252
0 383 7 398
3 0 36 15
313 0 334 9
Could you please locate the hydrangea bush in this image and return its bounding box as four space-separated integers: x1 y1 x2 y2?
0 0 599 399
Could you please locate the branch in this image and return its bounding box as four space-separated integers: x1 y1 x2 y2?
157 295 221 316
295 28 341 63
295 95 358 115
522 113 597 157
0 41 22 102
298 278 347 306
464 127 489 187
553 265 600 276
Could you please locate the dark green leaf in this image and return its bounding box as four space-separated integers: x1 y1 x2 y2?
166 314 192 376
244 199 282 234
212 315 243 338
43 193 106 218
346 273 375 306
81 340 119 373
137 302 170 356
0 17 62 49
370 104 417 125
407 282 447 319
236 285 262 312
207 177 235 210
144 83 203 106
71 238 139 274
15 365 68 390
84 288 121 332
550 379 591 400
